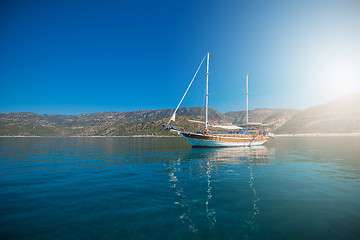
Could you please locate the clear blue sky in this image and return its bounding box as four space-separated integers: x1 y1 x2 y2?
1 0 359 114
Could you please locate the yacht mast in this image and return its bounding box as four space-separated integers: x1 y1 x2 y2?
246 74 249 125
205 52 210 130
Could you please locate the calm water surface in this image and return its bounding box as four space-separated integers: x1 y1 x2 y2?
0 137 359 239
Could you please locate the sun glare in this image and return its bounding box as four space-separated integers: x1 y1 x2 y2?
321 56 358 98
306 36 360 102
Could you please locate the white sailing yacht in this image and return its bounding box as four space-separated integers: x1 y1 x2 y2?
165 52 271 147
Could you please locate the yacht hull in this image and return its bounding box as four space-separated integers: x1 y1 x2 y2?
180 132 268 147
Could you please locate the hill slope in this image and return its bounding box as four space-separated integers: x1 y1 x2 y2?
1 93 359 136
0 107 294 136
276 93 360 134
224 108 299 129
0 107 224 136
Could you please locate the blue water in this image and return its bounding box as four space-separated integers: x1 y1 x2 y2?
0 137 359 239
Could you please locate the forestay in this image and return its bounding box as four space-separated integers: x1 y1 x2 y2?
168 54 207 124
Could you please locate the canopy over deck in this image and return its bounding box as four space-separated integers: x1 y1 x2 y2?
238 122 269 128
187 120 243 130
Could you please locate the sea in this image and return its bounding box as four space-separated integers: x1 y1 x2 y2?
0 136 359 240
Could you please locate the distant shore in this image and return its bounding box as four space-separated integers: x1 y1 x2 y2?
0 135 180 138
275 133 360 137
1 133 360 138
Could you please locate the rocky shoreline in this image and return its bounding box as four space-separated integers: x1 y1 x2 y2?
0 135 181 138
275 133 360 137
1 133 360 138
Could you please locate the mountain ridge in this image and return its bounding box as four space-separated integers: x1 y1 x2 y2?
1 93 359 136
276 93 360 134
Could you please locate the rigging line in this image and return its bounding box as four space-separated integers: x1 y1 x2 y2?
168 54 207 124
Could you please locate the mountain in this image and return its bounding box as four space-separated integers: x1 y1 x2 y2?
1 93 359 136
276 93 360 134
0 107 226 136
0 107 293 136
224 108 299 129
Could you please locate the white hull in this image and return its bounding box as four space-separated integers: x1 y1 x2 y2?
181 134 267 147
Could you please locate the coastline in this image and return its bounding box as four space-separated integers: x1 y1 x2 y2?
0 135 181 138
275 133 360 137
1 133 360 138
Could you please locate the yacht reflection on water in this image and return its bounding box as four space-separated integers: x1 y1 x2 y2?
168 146 274 232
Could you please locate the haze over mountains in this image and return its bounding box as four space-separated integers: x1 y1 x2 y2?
0 93 359 136
276 93 360 134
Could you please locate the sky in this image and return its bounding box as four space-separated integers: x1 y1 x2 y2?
1 0 360 115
